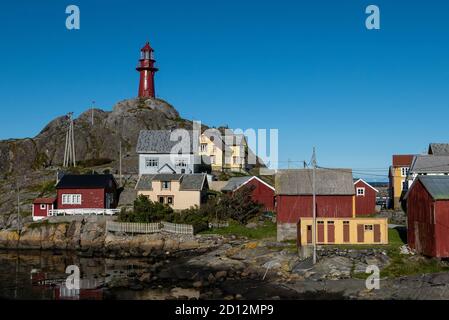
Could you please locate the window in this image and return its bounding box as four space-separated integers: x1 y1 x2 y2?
175 159 187 167
401 167 409 177
317 221 324 224
200 143 207 153
212 146 217 153
343 221 350 225
161 181 171 190
159 196 164 204
61 194 82 205
232 156 238 165
356 187 365 196
364 224 373 231
167 196 173 205
327 221 334 224
210 155 216 165
145 158 158 168
40 204 46 210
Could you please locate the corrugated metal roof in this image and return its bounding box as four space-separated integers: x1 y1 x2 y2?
179 174 207 191
275 169 355 195
136 130 195 154
410 155 449 174
417 176 449 200
428 143 449 156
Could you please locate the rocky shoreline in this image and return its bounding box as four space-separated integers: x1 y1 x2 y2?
0 217 222 258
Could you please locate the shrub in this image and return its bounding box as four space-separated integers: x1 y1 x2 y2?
118 195 174 223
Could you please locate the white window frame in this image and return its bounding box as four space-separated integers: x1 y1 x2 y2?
161 181 171 190
40 204 46 210
401 167 409 177
356 187 365 196
175 159 188 167
200 143 207 153
62 194 82 205
145 158 159 168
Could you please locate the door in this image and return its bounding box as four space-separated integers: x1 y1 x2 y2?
374 224 381 243
343 221 350 243
327 221 335 243
317 222 325 243
357 224 364 243
307 225 312 244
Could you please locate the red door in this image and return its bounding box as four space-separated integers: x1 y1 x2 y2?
357 224 365 243
317 222 324 243
327 222 335 243
374 224 381 243
307 225 312 244
343 221 350 242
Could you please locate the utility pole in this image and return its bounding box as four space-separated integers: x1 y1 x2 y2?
312 147 317 264
119 140 123 187
91 101 95 126
16 179 21 233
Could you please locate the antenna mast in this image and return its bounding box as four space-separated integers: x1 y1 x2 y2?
63 112 76 167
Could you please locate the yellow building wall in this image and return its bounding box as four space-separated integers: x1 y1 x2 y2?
199 134 224 171
298 217 389 246
137 180 201 210
392 167 405 209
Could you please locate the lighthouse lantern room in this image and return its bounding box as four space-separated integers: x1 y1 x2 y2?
136 42 158 98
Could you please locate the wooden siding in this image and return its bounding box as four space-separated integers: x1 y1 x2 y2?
354 180 377 216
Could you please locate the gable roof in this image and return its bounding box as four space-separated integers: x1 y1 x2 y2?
428 143 449 156
353 178 379 193
56 174 116 189
33 197 56 204
222 176 275 192
409 155 449 174
392 155 415 167
406 176 449 200
135 173 207 191
275 169 355 196
136 130 195 154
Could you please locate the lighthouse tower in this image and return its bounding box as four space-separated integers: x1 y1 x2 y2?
136 42 158 98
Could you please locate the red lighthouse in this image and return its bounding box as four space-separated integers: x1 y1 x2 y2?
136 42 158 98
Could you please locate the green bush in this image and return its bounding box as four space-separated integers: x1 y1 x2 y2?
174 206 209 233
118 195 174 223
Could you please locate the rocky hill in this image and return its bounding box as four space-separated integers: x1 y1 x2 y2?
0 97 196 227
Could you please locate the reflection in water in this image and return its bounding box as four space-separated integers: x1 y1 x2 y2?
0 250 169 300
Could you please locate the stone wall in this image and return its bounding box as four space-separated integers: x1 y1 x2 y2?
277 222 297 242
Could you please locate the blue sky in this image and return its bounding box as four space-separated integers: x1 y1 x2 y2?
0 0 448 180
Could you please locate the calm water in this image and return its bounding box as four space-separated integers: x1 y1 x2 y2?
0 250 192 300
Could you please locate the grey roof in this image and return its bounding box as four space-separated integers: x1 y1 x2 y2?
136 130 195 154
209 181 228 192
428 143 449 156
275 169 355 195
179 174 207 191
409 155 449 174
222 176 254 192
410 176 449 200
135 174 206 191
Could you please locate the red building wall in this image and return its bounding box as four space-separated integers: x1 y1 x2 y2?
33 203 51 217
407 180 437 257
244 179 275 211
354 180 377 216
57 188 105 209
276 195 354 223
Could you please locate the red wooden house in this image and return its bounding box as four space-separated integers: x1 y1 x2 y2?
275 169 355 241
405 176 449 258
32 198 56 221
221 176 275 211
354 179 379 216
32 174 119 220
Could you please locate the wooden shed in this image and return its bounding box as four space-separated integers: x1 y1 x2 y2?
354 179 379 216
405 176 449 258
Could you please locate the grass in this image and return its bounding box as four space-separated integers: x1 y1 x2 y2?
200 220 277 240
352 227 449 279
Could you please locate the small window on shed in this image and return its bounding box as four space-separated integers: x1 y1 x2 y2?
364 225 373 231
356 187 365 196
40 204 46 210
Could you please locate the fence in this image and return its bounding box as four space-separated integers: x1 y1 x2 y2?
106 221 194 235
49 209 120 216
